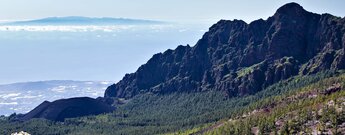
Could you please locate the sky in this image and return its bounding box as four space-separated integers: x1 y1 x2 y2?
0 0 344 23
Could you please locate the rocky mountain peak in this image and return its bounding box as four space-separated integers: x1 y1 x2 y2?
274 2 306 16
105 3 345 99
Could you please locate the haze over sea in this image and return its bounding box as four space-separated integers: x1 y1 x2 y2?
0 18 209 84
0 18 209 115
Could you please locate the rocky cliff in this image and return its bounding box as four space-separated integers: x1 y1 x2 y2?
105 3 345 99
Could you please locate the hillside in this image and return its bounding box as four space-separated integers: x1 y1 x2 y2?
202 72 345 134
1 2 345 135
1 71 343 134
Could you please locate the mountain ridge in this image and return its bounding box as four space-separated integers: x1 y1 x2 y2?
104 2 345 99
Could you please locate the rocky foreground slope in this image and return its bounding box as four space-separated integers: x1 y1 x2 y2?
105 2 345 99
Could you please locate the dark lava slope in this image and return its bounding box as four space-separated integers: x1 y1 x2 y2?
21 97 115 121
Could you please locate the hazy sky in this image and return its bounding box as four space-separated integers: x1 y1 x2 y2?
0 0 344 23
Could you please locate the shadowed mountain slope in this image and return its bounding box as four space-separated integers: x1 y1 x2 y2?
21 97 115 121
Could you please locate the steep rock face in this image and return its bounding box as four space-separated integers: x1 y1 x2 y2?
105 3 345 98
21 97 115 121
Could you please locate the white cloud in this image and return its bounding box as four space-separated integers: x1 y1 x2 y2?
0 93 21 99
0 102 18 105
85 82 94 84
10 95 43 100
0 25 174 32
51 86 67 92
100 81 111 85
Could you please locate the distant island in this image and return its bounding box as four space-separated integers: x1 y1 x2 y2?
1 16 165 26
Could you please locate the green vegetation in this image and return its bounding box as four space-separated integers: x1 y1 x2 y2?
0 70 343 135
236 61 265 78
206 71 345 134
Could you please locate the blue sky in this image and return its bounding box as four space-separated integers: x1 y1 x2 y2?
0 0 344 23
